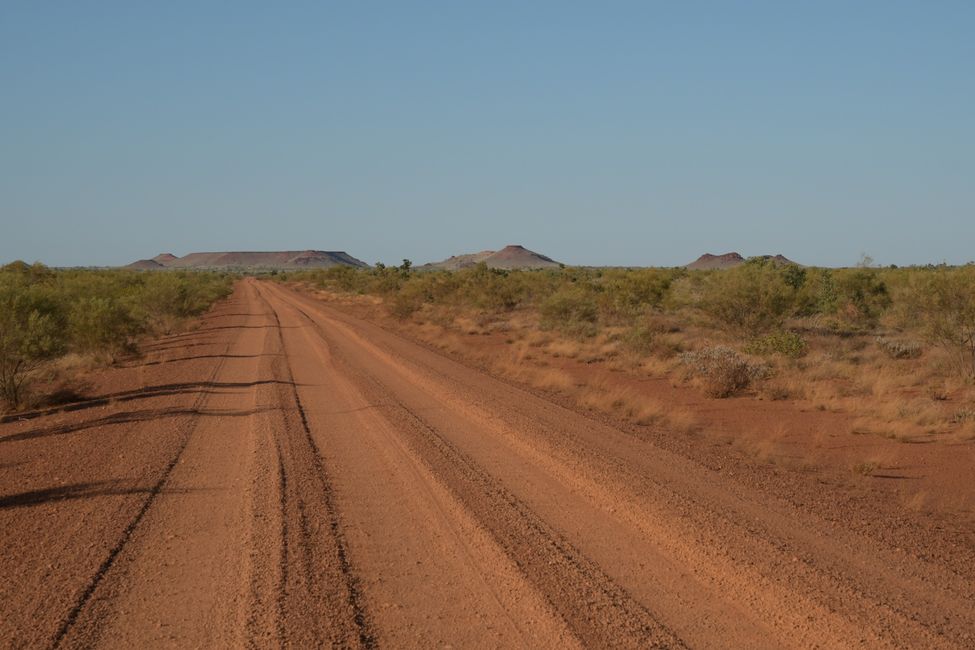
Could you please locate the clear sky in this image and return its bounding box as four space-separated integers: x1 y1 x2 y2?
1 2 973 268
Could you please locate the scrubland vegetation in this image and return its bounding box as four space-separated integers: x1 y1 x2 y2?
278 259 975 442
0 262 233 410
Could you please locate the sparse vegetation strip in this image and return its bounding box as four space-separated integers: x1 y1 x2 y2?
275 259 975 440
0 262 233 410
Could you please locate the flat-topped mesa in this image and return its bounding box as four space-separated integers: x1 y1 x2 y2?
420 244 562 271
124 250 369 270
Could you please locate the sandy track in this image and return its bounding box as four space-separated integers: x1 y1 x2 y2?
1 279 972 648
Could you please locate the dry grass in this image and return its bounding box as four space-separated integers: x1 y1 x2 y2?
639 356 679 378
493 360 575 393
546 339 583 359
575 377 698 433
852 460 881 476
335 285 975 448
953 419 975 441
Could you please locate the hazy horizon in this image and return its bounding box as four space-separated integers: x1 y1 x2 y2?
2 2 973 268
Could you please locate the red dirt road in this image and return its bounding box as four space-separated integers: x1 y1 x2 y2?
2 279 973 648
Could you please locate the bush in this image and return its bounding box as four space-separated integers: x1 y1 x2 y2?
793 268 837 317
323 265 366 292
875 337 923 360
134 271 232 332
904 267 975 376
540 286 599 338
0 264 233 409
745 330 808 358
621 323 657 355
697 261 796 335
596 268 675 322
680 346 769 398
389 285 426 320
832 268 891 328
461 264 520 311
68 296 140 356
0 275 67 408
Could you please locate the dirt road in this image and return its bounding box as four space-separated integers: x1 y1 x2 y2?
2 279 973 648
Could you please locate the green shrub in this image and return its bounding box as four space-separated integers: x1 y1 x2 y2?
389 285 426 320
68 296 141 356
0 264 233 409
745 330 808 358
697 261 796 335
0 275 68 408
596 268 675 322
832 268 891 328
621 323 657 355
323 265 366 292
461 264 520 311
540 286 598 338
904 267 975 376
793 268 837 317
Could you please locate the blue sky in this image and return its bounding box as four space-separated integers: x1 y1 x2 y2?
1 1 973 267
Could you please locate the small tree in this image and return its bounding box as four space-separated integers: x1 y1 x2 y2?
540 286 598 338
0 283 66 408
834 268 890 328
909 268 975 377
68 296 140 357
698 260 796 335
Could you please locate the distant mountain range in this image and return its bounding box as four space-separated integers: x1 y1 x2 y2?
685 252 799 270
419 245 562 271
126 250 369 270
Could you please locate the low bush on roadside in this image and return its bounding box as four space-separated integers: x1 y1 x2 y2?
745 331 808 358
902 267 975 377
620 322 657 355
595 268 675 322
277 260 975 439
0 262 233 410
875 336 923 360
389 284 427 320
680 346 769 398
0 279 67 407
539 286 598 338
697 260 797 335
833 267 891 329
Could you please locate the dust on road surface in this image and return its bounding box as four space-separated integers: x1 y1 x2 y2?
2 279 972 648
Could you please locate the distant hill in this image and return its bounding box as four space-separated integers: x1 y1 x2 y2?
685 252 798 270
421 245 562 271
125 250 369 270
126 258 167 270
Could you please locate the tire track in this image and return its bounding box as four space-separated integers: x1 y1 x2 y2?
273 282 975 648
51 299 246 649
378 316 974 646
267 284 683 649
254 285 375 648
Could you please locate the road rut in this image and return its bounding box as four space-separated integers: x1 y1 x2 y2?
1 279 972 648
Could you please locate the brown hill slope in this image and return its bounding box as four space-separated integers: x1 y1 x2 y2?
126 259 166 270
126 250 368 270
422 245 562 270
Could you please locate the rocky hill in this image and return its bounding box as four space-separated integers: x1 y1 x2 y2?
420 245 562 271
685 252 798 270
